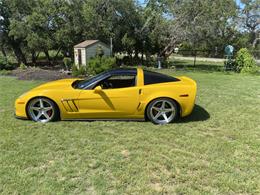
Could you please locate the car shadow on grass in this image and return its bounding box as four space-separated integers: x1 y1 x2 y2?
177 104 210 123
67 104 209 124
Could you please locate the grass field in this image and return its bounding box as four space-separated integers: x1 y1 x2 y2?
168 57 260 71
167 58 224 72
0 71 260 194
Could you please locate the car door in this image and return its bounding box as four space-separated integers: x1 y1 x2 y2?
77 74 140 118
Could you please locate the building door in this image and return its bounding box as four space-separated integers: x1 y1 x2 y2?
78 49 82 65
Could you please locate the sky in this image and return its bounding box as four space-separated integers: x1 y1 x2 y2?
236 0 244 8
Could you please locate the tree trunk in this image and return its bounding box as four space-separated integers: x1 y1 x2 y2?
44 50 52 65
53 47 62 63
252 31 259 48
11 43 27 65
3 32 27 64
134 49 138 59
253 38 259 48
31 51 37 65
36 52 40 60
141 51 144 65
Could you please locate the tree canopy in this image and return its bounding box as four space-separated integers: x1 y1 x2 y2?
0 0 258 64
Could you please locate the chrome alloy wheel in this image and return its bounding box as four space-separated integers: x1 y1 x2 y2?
28 98 55 122
149 99 176 124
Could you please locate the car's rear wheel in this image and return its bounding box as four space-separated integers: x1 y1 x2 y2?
147 98 178 124
27 97 59 122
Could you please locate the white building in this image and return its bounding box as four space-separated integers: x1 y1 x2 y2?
74 40 111 68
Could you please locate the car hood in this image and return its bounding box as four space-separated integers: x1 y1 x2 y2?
32 78 79 91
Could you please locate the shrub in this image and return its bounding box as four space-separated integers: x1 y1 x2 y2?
0 56 9 70
88 56 115 75
0 56 17 70
63 57 72 70
0 69 12 76
78 66 87 76
71 65 87 77
72 65 79 77
19 63 27 70
234 48 258 73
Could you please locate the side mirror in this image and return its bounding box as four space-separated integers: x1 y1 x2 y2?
94 86 102 93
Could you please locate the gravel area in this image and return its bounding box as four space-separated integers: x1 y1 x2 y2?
11 67 72 81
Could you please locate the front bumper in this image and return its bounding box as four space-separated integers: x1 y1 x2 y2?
15 99 28 119
15 114 28 120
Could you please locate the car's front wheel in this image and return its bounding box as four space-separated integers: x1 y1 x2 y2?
27 97 59 122
147 98 178 124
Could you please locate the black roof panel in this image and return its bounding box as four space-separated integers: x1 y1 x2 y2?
107 68 137 75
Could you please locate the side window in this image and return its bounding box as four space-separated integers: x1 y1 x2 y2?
97 75 136 89
144 70 179 85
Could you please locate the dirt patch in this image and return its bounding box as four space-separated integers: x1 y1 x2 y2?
11 67 72 81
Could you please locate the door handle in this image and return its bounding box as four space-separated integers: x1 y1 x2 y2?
139 89 142 95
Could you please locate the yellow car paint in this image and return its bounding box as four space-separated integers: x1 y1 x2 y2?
15 68 197 120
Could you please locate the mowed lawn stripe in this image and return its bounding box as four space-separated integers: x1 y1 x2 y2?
0 71 259 194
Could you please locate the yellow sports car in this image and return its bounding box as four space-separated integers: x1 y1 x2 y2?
15 68 197 124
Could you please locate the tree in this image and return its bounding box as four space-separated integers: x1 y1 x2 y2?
168 0 237 56
25 0 71 64
239 0 260 48
0 0 257 67
121 33 136 57
82 0 145 58
0 0 29 64
51 0 86 57
7 0 86 64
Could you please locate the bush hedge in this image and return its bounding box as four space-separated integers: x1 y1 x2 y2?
63 57 72 70
88 56 116 75
0 56 16 70
235 48 258 73
72 65 88 77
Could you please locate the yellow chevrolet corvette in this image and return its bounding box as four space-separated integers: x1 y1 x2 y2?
15 68 197 124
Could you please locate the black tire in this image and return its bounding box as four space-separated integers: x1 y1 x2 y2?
146 98 178 124
26 97 60 122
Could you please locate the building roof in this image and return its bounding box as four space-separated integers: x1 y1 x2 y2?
74 40 99 48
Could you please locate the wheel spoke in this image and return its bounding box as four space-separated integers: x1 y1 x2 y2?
161 101 166 109
42 111 50 119
39 99 44 108
153 111 161 119
164 108 174 112
35 112 42 120
32 106 41 111
152 106 160 111
162 113 169 122
43 107 52 111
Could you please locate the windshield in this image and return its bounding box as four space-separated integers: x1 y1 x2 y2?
74 72 109 89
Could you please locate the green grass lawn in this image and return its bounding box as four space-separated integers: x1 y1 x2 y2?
171 59 224 66
167 59 224 72
167 58 260 72
0 71 260 194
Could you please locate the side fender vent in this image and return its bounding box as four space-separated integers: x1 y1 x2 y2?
61 99 78 112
